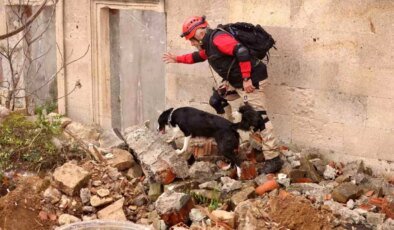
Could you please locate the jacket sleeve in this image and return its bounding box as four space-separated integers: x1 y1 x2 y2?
176 50 207 64
213 33 251 78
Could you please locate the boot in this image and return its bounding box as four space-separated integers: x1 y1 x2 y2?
259 156 283 174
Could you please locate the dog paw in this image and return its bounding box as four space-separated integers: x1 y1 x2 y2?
175 149 184 154
236 166 242 178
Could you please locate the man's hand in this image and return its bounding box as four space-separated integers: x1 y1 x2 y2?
162 52 177 64
243 78 255 93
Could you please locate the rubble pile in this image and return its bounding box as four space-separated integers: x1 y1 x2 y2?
32 118 394 229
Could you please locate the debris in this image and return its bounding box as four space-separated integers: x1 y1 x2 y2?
231 186 255 207
211 210 235 228
97 198 127 221
221 177 242 193
332 182 362 203
255 180 279 196
90 195 113 207
43 186 62 204
58 214 81 225
107 148 135 171
155 190 194 226
52 162 91 196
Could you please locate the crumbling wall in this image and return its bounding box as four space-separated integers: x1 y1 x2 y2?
164 0 394 172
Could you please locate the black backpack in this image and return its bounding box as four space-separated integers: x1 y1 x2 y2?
217 22 276 61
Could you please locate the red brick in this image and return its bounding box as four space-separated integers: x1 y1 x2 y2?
240 161 257 180
160 199 194 226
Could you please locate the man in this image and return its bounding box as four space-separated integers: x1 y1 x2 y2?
162 16 282 174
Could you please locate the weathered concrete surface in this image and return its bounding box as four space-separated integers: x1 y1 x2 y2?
124 125 189 184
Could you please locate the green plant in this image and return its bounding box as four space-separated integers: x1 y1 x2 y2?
0 112 64 172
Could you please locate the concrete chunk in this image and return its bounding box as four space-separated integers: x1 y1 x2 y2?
97 198 127 221
124 125 189 184
155 190 194 226
52 162 91 196
107 148 135 171
332 182 362 203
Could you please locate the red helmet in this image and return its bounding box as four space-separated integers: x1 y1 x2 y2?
180 16 208 40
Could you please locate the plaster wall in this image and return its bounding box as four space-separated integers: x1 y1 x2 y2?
164 0 394 173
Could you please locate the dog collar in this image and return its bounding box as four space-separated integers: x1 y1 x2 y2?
168 108 175 125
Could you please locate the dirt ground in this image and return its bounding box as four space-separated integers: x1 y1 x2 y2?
268 193 335 230
0 176 55 230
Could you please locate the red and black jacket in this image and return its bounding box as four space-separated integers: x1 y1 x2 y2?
176 28 267 88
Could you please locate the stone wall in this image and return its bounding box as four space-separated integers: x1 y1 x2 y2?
164 0 394 172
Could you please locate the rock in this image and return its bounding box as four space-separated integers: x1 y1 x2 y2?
155 190 194 226
289 169 307 183
277 174 290 187
234 199 271 229
107 148 135 171
231 186 255 207
124 125 189 184
126 164 143 179
199 181 220 190
43 186 62 204
52 162 91 196
97 188 110 197
99 129 126 149
90 195 113 207
92 180 102 187
148 183 162 201
132 194 148 206
106 166 122 180
309 158 326 175
287 183 327 194
332 182 362 203
323 165 337 180
82 206 96 213
382 218 394 230
335 174 351 183
342 160 365 180
254 174 269 185
58 195 71 209
221 177 242 193
211 210 235 228
366 212 385 226
189 161 217 183
58 214 81 225
97 198 127 221
324 201 365 224
80 188 91 204
346 199 355 209
291 160 301 168
164 180 199 192
300 157 322 182
189 208 207 222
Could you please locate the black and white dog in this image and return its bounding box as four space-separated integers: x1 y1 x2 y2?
157 105 269 176
158 107 240 167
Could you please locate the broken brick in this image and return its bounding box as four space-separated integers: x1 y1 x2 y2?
255 180 279 196
155 191 194 226
240 161 257 180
